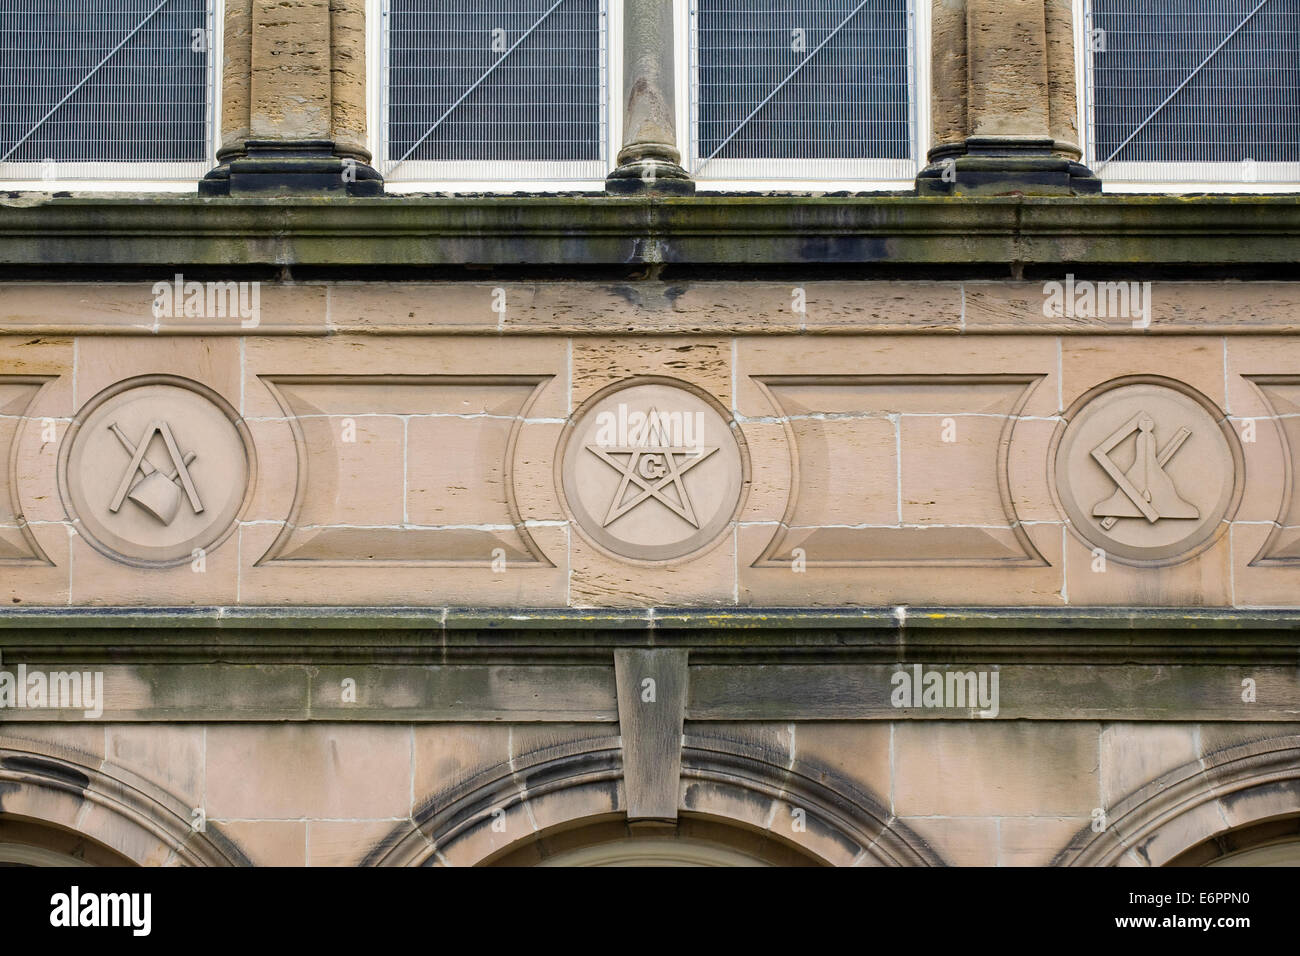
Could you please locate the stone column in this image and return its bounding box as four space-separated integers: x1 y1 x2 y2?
201 0 380 196
606 0 694 195
916 0 1098 195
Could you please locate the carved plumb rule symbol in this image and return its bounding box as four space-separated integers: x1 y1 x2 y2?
560 380 747 563
59 378 253 568
1053 380 1242 566
1090 412 1196 528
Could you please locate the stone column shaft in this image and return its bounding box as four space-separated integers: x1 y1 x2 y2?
966 0 1051 138
606 0 693 195
917 0 1098 195
1045 0 1082 159
218 0 253 160
203 0 379 195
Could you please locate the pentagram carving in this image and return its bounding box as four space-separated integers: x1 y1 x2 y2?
559 378 747 563
1052 377 1242 566
59 376 254 568
585 407 720 528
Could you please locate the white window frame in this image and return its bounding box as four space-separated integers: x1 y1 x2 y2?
0 0 222 192
679 0 926 192
1074 0 1300 193
372 0 616 193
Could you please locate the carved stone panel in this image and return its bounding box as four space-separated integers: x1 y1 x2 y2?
558 377 748 563
0 377 54 565
1242 377 1300 565
58 375 255 568
1052 376 1242 566
752 375 1046 567
257 375 553 567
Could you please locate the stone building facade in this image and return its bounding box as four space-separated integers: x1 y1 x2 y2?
0 0 1298 867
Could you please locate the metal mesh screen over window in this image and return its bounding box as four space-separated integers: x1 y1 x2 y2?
384 0 606 181
0 0 214 180
690 0 915 181
1086 0 1300 184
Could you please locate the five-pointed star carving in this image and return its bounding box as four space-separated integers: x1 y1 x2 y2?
585 441 718 528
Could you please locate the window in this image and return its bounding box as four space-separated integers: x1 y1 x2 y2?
0 0 218 187
1081 0 1300 189
686 0 921 188
379 0 609 188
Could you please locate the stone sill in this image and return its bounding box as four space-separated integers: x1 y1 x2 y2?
0 194 1298 271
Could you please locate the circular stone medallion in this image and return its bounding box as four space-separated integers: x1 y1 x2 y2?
1052 377 1242 566
59 376 254 568
559 378 748 563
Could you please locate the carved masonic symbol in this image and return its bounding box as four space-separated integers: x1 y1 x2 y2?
107 420 204 525
1091 412 1197 528
585 408 718 529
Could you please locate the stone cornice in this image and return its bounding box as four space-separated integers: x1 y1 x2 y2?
0 195 1298 272
0 606 1296 665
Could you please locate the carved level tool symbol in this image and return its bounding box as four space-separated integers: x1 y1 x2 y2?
1091 412 1197 528
108 420 203 525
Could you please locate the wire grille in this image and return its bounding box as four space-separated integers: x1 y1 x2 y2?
690 0 914 181
0 0 213 180
1086 0 1300 184
384 0 605 181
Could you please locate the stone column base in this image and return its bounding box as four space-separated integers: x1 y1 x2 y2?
200 140 383 197
606 145 696 196
916 138 1101 196
605 162 696 196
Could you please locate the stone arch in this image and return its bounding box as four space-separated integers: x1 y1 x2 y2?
0 735 249 867
0 821 131 866
367 733 941 867
1172 815 1300 866
1055 734 1300 866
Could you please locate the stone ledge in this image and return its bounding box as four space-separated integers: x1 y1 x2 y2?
0 195 1297 271
0 606 1296 666
4 603 1300 629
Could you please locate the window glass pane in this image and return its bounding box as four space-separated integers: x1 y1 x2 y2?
386 0 602 166
1090 0 1300 168
694 0 912 164
0 1 210 166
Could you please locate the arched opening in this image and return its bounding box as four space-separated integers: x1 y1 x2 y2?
368 734 940 867
1055 735 1300 867
490 816 822 867
0 818 134 867
0 736 249 867
1168 815 1300 867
